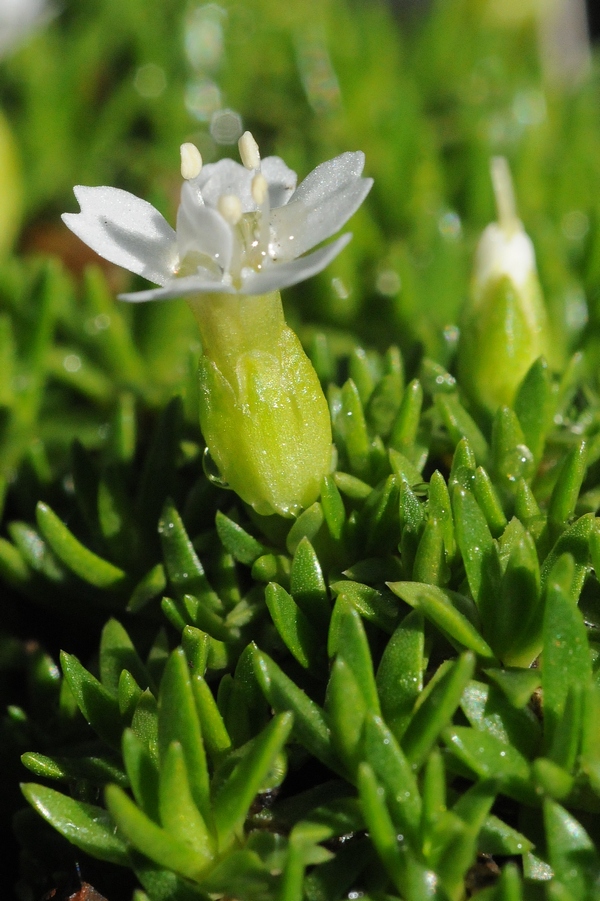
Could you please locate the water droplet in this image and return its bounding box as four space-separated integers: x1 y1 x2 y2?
202 446 230 488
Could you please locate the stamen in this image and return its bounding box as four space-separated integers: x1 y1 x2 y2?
239 130 261 170
218 194 243 225
491 156 519 236
180 143 203 180
251 173 268 206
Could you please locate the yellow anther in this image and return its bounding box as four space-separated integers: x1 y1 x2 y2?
180 143 203 180
238 130 261 170
217 194 243 225
251 173 268 206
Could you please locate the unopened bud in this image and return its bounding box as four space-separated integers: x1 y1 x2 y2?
458 157 551 412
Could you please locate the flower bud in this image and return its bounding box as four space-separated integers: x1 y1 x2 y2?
458 157 551 413
188 290 332 517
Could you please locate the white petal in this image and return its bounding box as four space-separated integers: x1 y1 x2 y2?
177 183 233 270
195 159 255 211
292 151 366 206
62 186 178 286
240 233 353 295
270 176 373 259
119 273 235 302
260 156 297 207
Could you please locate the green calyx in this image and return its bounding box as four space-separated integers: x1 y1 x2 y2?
188 291 332 518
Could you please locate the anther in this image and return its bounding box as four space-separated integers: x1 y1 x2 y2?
238 131 261 170
217 194 243 225
251 173 268 206
180 143 203 180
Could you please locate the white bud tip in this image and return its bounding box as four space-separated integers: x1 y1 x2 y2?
251 172 268 206
238 130 261 170
180 143 203 180
218 193 243 225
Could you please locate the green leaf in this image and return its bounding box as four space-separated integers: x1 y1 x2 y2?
212 712 293 851
136 397 183 546
122 728 160 822
327 596 379 713
540 513 594 596
330 580 399 633
158 649 210 824
478 815 533 856
215 511 267 565
428 470 456 561
160 500 222 614
448 438 476 493
128 563 167 613
60 651 122 747
390 378 423 456
412 516 450 587
490 407 534 495
389 581 494 660
265 582 325 673
443 727 535 804
333 471 373 500
473 467 507 538
460 681 541 759
192 676 232 763
436 394 489 465
544 800 600 900
320 475 346 541
106 784 207 881
325 657 366 776
100 619 152 696
251 646 338 773
341 378 372 480
547 442 588 541
22 783 128 865
290 537 330 630
376 610 424 741
286 503 325 556
542 554 592 754
362 713 422 841
514 357 555 464
158 741 213 863
21 751 127 787
452 487 498 611
36 502 126 589
494 530 542 666
356 762 408 893
402 653 475 769
483 667 541 709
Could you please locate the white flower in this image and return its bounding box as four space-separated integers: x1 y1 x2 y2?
62 132 373 301
0 0 52 58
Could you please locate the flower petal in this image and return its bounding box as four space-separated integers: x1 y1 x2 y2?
62 186 178 286
292 151 367 206
118 273 235 302
240 232 353 295
195 159 255 211
270 175 373 260
177 182 233 271
260 156 297 207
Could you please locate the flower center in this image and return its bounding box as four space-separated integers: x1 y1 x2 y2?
177 133 274 289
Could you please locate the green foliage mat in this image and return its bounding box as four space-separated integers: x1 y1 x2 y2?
2 0 600 899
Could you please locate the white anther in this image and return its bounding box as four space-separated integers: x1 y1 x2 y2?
218 194 243 225
251 172 268 206
180 143 203 180
238 130 261 170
